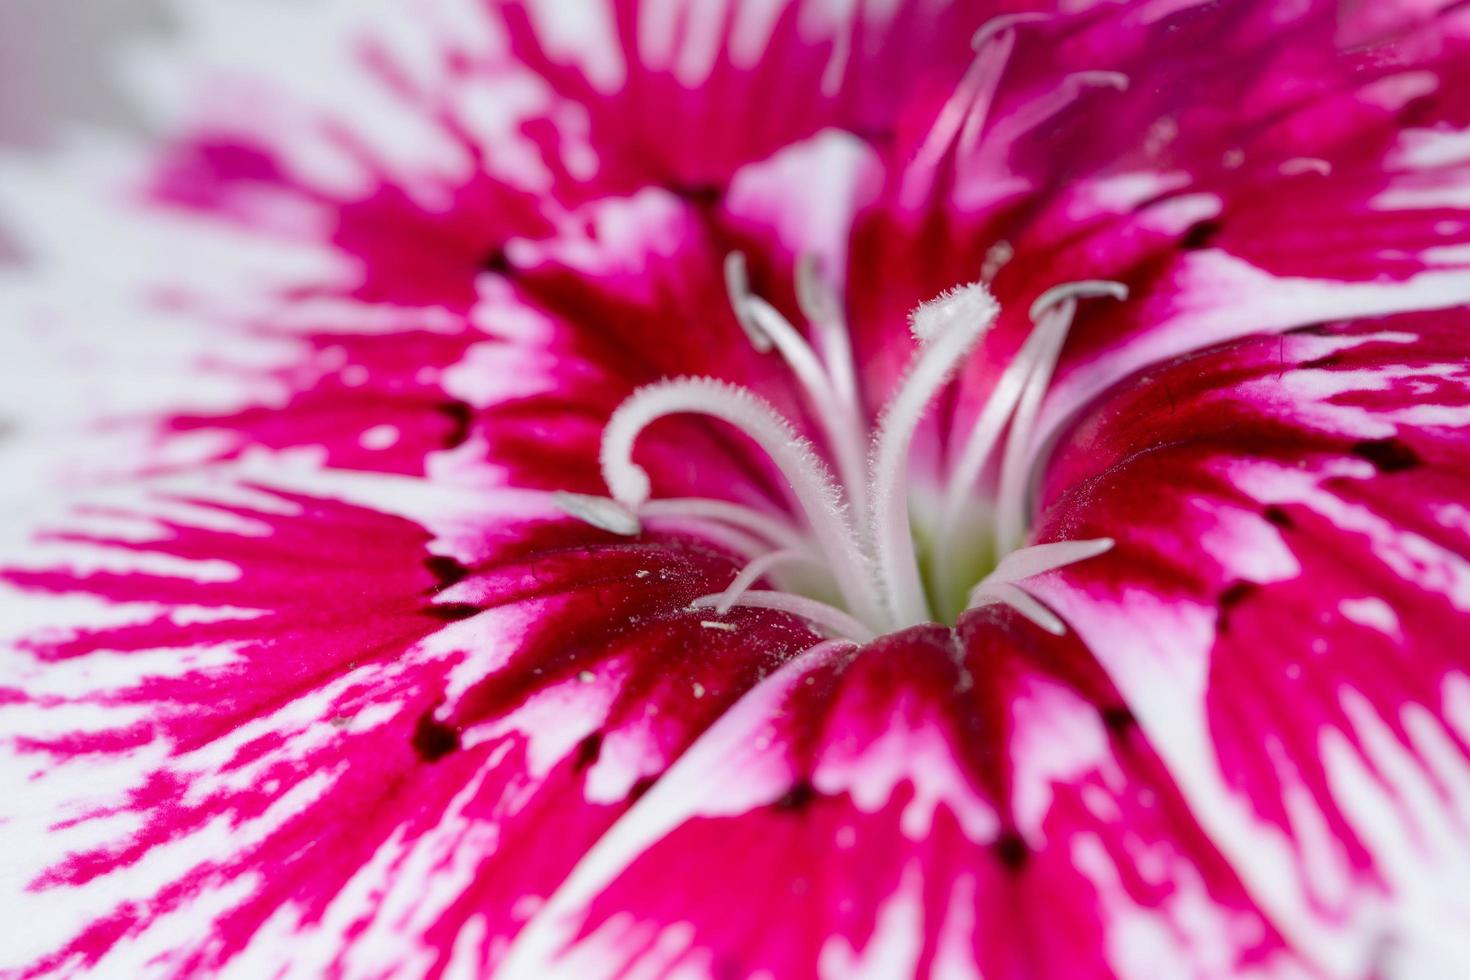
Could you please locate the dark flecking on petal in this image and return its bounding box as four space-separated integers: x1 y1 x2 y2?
3 1 1470 978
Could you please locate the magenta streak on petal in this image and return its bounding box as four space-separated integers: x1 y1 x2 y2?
496 0 993 195
166 329 482 477
1028 313 1470 969
501 620 1302 978
0 480 839 977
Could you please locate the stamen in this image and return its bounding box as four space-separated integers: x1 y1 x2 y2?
724 252 772 353
600 377 881 626
552 492 641 535
908 282 999 343
728 251 869 524
987 71 1131 148
968 580 1067 636
966 538 1113 636
981 240 1014 283
644 517 776 561
745 298 870 521
995 282 1127 554
987 537 1115 580
691 590 876 643
555 493 808 559
900 14 1038 208
991 307 1073 555
572 246 1124 642
934 310 1058 594
639 497 809 552
1028 280 1129 322
1280 157 1332 177
796 252 859 407
970 12 1051 51
870 283 999 625
956 15 1052 159
697 548 827 615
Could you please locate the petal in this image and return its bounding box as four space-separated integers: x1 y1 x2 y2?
499 0 992 192
499 621 1306 978
1032 311 1470 973
842 0 1470 451
0 465 822 976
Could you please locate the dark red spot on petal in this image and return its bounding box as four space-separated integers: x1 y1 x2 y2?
1263 505 1294 529
1217 581 1259 633
483 249 511 275
421 602 482 622
666 181 722 207
1179 219 1222 250
437 401 474 449
1351 437 1420 473
423 555 469 590
773 780 816 812
1287 322 1335 337
411 712 460 762
573 732 603 772
993 831 1029 870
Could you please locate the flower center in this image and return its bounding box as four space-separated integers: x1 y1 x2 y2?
555 254 1121 643
554 16 1129 643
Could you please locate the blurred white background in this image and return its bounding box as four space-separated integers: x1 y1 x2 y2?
0 0 171 147
0 1 173 255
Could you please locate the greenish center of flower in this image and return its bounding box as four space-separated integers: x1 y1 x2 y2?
555 255 1120 642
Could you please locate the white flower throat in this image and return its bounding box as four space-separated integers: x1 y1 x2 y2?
556 254 1122 643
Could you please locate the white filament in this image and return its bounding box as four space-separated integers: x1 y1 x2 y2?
796 252 859 408
995 282 1128 554
871 283 999 625
570 269 1120 641
724 251 772 353
696 548 827 615
1028 280 1129 322
638 497 809 552
987 537 1115 580
989 71 1132 148
743 295 870 522
970 12 1052 51
967 538 1115 636
691 590 876 643
600 377 881 625
968 580 1067 636
934 316 1057 589
900 16 1035 208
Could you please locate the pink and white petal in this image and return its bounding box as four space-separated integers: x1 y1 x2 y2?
461 185 861 503
498 0 1014 195
841 0 1470 444
1030 313 1470 974
499 622 1307 979
0 122 505 482
0 463 821 977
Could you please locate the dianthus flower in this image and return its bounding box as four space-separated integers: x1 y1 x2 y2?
3 1 1470 977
